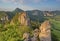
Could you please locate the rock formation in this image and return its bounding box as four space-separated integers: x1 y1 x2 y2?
39 20 51 41
43 12 54 17
18 12 30 26
23 32 31 41
0 15 9 24
10 12 30 26
31 29 39 41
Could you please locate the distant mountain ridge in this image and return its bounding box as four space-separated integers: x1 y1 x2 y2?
13 8 24 13
0 8 60 23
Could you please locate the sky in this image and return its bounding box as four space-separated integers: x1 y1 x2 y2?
0 0 60 11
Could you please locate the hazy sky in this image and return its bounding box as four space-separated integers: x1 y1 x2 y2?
0 0 60 11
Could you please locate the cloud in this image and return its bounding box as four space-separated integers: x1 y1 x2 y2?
0 7 14 11
0 0 37 11
0 6 35 11
12 5 34 11
1 0 24 4
0 4 35 11
2 0 60 4
1 0 48 4
20 6 35 11
33 0 40 3
33 0 48 3
0 0 49 11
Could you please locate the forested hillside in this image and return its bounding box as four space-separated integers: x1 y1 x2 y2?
0 8 60 41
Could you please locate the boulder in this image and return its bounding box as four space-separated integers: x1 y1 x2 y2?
23 32 31 41
31 29 39 41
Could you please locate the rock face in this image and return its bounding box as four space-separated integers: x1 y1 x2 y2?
0 16 9 24
43 12 54 17
18 12 30 26
39 20 51 41
31 29 39 41
23 32 31 41
10 12 30 26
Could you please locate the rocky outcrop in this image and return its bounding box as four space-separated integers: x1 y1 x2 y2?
22 20 51 41
10 12 30 26
23 32 31 41
31 29 39 41
23 29 39 41
39 20 51 41
43 12 54 17
18 12 30 26
0 15 9 24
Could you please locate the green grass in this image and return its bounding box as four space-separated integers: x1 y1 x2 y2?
49 19 60 41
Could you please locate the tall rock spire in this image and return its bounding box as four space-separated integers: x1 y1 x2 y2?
18 12 30 26
39 20 51 41
10 12 30 26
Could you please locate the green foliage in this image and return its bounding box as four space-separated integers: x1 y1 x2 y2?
16 26 32 38
13 8 23 14
0 10 60 41
0 24 3 28
51 31 59 41
0 23 32 41
31 21 40 29
48 18 60 41
0 11 7 18
54 15 60 21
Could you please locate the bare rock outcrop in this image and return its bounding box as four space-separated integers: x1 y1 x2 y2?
23 32 31 41
39 20 51 41
18 12 30 26
0 16 9 24
31 29 39 41
10 12 30 26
